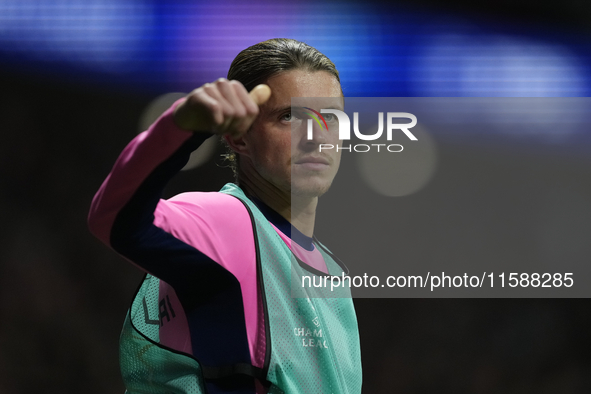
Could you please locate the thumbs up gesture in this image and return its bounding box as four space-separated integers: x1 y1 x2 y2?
173 78 271 137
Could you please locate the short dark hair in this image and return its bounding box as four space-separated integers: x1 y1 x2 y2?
222 38 341 178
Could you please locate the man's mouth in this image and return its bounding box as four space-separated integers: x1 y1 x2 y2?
294 156 330 165
293 156 330 170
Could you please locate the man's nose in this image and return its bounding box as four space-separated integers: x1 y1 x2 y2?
301 118 330 145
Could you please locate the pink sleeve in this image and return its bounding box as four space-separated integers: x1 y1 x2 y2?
156 192 264 368
156 192 256 277
87 100 265 369
87 98 194 245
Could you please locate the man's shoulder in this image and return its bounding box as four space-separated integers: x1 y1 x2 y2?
164 189 252 224
169 190 244 207
154 190 254 252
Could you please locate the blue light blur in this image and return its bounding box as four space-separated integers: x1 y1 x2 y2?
0 0 589 97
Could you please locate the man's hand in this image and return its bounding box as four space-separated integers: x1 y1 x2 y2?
173 78 271 137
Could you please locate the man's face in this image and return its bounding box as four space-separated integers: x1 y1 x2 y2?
241 69 343 198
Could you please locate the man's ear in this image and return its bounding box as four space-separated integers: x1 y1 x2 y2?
223 133 250 158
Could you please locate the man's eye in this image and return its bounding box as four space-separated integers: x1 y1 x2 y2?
281 112 293 122
323 113 336 122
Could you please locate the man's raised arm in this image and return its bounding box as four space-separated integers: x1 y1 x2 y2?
87 80 270 247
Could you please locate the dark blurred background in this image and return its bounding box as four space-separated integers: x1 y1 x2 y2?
1 0 590 392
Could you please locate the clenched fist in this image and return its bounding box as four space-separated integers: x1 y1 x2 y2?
173 78 271 137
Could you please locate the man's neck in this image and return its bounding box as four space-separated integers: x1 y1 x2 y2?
238 172 318 237
289 196 317 237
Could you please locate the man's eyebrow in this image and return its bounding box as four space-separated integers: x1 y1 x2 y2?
269 105 293 116
274 104 344 114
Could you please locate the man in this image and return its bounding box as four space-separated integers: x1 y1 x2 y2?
88 38 361 394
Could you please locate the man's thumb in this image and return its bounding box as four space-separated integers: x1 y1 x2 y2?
249 84 271 106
